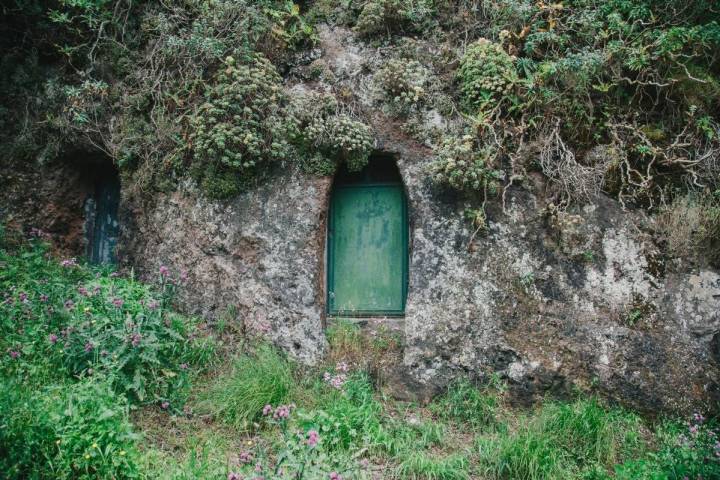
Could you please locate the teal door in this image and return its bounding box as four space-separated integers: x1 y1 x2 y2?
327 181 408 316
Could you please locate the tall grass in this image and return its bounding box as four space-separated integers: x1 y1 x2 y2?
478 398 642 479
430 379 501 430
396 452 469 480
200 344 293 429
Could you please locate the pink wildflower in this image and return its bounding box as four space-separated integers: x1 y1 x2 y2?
262 404 273 416
306 430 319 448
161 401 169 410
335 361 349 373
84 341 94 353
61 258 77 268
8 351 20 359
18 292 28 302
112 298 124 308
180 363 189 370
49 334 58 344
147 300 159 310
64 299 75 310
78 286 89 296
227 473 241 480
159 265 169 277
238 450 254 464
40 294 48 302
130 333 142 347
329 473 342 480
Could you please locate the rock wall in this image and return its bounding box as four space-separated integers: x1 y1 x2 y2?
3 24 719 416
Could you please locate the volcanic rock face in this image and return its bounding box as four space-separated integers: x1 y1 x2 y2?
3 24 719 415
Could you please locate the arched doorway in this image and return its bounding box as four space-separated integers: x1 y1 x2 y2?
326 155 409 316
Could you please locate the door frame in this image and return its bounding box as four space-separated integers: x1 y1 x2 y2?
326 181 409 317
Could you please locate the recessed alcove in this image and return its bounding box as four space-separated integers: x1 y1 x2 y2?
81 160 121 264
325 154 409 317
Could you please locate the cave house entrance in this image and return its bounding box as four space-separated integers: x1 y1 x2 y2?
326 154 409 316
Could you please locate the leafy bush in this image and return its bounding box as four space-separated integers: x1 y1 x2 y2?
0 377 139 480
0 239 197 406
190 53 292 198
354 0 436 37
430 135 501 193
375 58 429 114
612 414 720 480
294 92 375 172
297 372 383 451
200 344 294 429
458 39 519 112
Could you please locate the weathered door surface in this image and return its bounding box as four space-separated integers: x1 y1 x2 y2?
85 174 120 264
327 181 408 316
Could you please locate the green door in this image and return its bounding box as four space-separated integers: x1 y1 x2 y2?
327 183 408 316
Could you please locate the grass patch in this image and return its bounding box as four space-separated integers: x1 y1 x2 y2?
396 452 470 480
198 344 294 429
430 378 502 430
477 398 643 479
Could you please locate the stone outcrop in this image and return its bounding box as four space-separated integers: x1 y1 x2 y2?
2 24 719 416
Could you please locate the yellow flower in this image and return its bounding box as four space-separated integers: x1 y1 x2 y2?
55 440 61 445
92 443 98 449
84 307 91 312
84 454 90 460
246 440 253 446
119 450 126 456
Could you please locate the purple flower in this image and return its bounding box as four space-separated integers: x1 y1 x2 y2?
78 286 89 296
64 299 75 310
61 258 78 268
49 334 58 344
18 292 28 302
180 270 188 282
130 333 142 347
161 401 169 410
306 430 319 448
8 350 20 359
227 473 241 480
84 341 94 353
112 298 124 309
272 405 291 420
147 300 159 310
329 473 342 480
159 265 170 277
262 404 273 416
40 294 48 303
335 361 349 373
238 450 254 464
180 363 189 370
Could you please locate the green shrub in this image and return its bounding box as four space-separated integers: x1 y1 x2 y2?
293 92 374 172
430 135 501 193
297 372 382 451
0 239 197 406
0 377 140 480
376 58 429 114
189 53 292 199
200 344 294 429
458 39 518 112
354 0 436 37
612 415 720 480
